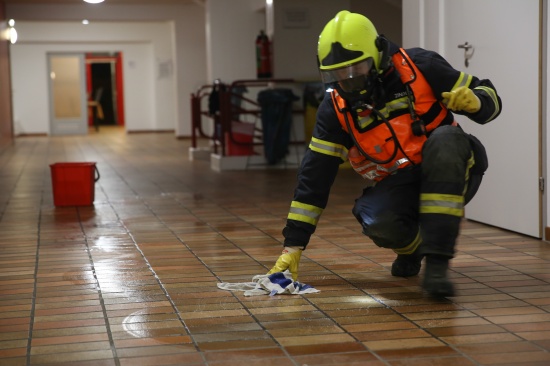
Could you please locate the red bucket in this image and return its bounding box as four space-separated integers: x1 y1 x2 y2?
50 162 99 207
225 121 255 156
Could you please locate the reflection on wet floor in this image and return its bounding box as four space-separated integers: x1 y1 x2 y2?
1 128 550 365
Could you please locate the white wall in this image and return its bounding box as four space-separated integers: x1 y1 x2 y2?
7 2 205 136
206 0 264 83
272 0 350 81
11 21 168 134
204 0 351 147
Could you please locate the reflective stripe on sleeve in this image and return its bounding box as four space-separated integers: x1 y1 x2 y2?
420 193 464 217
451 72 473 91
309 137 348 161
474 86 500 121
287 201 323 226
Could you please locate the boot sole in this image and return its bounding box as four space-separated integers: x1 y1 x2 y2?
422 278 455 298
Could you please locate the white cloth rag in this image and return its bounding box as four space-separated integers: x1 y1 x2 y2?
217 270 320 297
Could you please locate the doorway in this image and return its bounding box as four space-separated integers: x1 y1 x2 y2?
48 53 88 135
85 52 125 129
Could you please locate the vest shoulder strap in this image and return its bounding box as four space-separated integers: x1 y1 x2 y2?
393 48 419 85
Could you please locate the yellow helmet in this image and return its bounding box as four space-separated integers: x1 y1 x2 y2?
318 11 385 96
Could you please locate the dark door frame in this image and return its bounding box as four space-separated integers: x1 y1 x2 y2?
85 53 125 127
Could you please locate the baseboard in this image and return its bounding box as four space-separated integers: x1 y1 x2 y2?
189 147 211 161
209 152 303 172
16 133 48 137
127 129 175 134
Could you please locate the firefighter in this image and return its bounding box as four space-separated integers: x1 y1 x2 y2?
267 10 502 297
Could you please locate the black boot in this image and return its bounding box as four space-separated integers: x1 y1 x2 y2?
391 249 424 277
422 255 455 298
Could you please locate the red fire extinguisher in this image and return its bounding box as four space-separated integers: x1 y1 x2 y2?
256 30 272 79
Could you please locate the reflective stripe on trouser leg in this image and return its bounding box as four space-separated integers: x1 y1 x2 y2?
420 125 472 258
393 229 421 255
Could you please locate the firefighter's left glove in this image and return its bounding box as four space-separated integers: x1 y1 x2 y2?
441 86 481 113
267 246 302 281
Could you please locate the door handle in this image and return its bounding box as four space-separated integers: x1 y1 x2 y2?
458 42 475 68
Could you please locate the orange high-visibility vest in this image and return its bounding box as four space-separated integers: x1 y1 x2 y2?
332 48 449 181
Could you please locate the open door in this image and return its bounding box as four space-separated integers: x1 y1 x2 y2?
48 53 88 135
85 52 125 128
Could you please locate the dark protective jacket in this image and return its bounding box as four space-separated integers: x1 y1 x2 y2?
283 42 502 247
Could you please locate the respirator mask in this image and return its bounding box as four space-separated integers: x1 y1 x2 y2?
320 58 379 110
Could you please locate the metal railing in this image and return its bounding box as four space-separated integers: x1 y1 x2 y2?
190 79 305 157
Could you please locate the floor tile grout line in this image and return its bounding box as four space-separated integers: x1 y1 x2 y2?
76 207 121 366
123 182 309 365
166 189 431 364
396 228 550 362
81 137 208 358
455 233 550 311
275 218 499 364
0 145 16 223
26 200 41 366
103 197 209 364
172 200 394 364
17 138 46 366
135 196 294 365
441 249 550 357
460 229 550 275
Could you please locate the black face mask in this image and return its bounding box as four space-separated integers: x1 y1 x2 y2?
335 72 381 111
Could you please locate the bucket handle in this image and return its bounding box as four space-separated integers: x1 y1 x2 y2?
95 165 100 182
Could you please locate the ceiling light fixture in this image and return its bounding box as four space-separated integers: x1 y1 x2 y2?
83 0 105 4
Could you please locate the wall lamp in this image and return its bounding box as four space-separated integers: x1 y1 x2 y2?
2 19 17 44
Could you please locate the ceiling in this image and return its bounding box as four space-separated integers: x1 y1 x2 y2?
2 0 199 4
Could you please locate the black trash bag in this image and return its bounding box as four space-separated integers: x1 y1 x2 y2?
208 80 225 116
257 88 299 165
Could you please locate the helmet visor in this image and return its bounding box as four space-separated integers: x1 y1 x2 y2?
319 58 374 92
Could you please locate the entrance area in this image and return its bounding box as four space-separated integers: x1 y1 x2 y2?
86 52 125 130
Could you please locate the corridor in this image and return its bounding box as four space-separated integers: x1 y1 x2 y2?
0 128 549 366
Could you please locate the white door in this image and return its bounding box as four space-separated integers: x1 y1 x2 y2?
48 53 88 135
444 0 541 237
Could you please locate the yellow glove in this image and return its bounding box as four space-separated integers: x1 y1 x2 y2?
441 86 481 113
267 246 302 281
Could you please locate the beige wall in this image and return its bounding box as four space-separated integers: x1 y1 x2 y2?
351 0 402 46
0 1 14 148
7 2 205 137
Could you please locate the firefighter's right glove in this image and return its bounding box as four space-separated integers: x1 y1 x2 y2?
267 246 302 281
441 86 481 113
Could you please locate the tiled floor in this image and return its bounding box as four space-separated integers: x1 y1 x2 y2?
1 127 550 366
